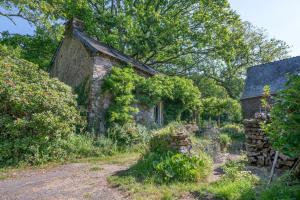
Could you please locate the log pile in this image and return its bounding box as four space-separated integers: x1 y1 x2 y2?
244 118 296 169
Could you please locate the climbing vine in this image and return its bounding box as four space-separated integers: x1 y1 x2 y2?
103 66 201 125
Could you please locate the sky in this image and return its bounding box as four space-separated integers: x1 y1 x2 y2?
229 0 300 56
1 1 300 56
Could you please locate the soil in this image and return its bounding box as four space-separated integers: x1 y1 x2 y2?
0 163 130 200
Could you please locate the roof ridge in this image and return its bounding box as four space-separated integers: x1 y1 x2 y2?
73 29 157 75
248 55 300 71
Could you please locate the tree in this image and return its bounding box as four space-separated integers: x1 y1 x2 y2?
0 28 61 70
1 1 246 71
202 97 241 125
183 22 290 99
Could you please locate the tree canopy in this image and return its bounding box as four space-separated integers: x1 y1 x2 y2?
1 0 290 99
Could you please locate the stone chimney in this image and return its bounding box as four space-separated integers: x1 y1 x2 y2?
65 18 85 33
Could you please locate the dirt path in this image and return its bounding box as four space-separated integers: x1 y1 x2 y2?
208 153 241 183
0 163 130 200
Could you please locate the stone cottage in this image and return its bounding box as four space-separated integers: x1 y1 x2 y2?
241 56 300 119
50 19 163 134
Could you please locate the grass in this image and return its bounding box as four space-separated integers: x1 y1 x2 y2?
79 151 140 165
258 174 300 200
108 174 202 200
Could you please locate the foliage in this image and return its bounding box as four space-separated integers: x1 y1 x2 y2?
103 67 141 124
1 1 290 101
192 75 228 99
221 123 245 141
197 22 290 99
258 174 300 200
103 67 201 125
264 75 300 157
154 152 212 182
106 123 150 148
0 29 61 70
202 97 242 124
261 85 271 113
137 74 202 123
205 159 258 200
122 123 212 183
0 44 86 165
219 134 232 152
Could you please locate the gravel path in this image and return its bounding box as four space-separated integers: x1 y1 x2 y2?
0 163 130 200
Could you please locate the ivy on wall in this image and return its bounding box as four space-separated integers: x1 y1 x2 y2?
103 66 202 125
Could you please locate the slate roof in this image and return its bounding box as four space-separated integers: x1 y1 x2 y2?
73 29 157 75
241 56 300 100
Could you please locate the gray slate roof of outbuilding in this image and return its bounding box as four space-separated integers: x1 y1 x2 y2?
241 56 300 100
73 29 157 75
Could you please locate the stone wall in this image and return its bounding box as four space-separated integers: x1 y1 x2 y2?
244 118 296 169
50 34 93 88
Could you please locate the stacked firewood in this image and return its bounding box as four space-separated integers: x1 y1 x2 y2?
244 118 296 169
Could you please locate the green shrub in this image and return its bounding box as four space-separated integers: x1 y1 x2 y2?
219 133 232 152
107 123 150 147
259 174 300 200
0 44 84 166
154 152 212 182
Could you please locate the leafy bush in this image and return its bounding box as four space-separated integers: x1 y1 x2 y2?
219 134 232 152
0 44 85 166
264 75 300 157
107 123 150 148
259 174 300 200
154 152 212 182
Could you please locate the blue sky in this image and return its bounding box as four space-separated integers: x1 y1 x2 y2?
229 0 300 56
1 1 300 56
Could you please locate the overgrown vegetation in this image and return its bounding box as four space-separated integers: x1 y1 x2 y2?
103 66 201 125
258 174 300 200
203 159 258 200
264 75 300 158
110 123 212 184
